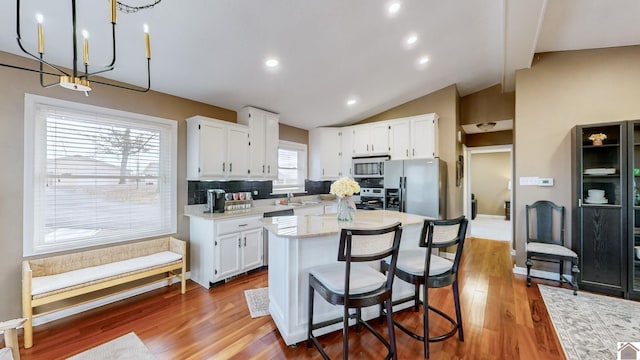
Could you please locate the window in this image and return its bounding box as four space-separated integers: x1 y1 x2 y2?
273 140 307 193
23 94 177 256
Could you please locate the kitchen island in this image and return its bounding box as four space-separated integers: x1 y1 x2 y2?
262 210 428 346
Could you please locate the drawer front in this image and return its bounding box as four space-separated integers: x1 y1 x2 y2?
216 216 262 235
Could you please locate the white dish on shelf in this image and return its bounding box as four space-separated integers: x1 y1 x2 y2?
636 246 640 260
585 197 608 204
584 168 616 175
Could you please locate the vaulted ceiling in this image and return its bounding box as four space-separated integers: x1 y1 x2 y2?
1 1 639 130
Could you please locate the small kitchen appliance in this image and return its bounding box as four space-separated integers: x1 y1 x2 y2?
206 189 226 213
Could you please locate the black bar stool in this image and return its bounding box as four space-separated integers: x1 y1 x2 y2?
381 216 468 358
307 222 403 360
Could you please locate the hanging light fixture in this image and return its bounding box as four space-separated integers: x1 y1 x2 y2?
476 122 497 131
0 0 158 94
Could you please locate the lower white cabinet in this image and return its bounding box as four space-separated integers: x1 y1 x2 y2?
189 215 263 288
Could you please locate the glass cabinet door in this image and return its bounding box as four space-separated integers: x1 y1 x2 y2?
580 124 622 206
631 122 640 296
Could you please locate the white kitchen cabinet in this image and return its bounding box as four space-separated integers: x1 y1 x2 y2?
410 113 438 158
187 116 250 180
309 127 342 180
324 203 338 214
237 106 280 179
388 114 439 160
188 215 263 288
351 123 389 156
340 126 354 177
389 119 411 160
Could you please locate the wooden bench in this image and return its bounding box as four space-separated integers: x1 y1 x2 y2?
21 237 186 349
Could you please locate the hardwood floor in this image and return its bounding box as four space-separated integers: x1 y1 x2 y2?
16 237 565 359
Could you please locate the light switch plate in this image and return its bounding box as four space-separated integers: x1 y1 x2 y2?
519 177 539 186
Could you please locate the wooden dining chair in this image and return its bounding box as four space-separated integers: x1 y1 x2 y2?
307 222 403 360
525 200 579 295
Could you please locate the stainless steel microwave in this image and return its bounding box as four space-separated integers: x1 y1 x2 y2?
352 156 389 178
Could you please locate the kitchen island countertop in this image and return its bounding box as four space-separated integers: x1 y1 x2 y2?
261 210 427 238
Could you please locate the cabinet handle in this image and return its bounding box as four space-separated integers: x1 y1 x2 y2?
222 162 225 172
230 163 233 172
244 237 247 247
413 149 415 156
238 239 241 248
406 149 408 157
367 144 369 152
268 165 271 173
238 223 248 227
262 165 265 174
322 168 325 176
372 144 374 152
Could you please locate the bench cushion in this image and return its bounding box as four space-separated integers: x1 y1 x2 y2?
32 251 182 298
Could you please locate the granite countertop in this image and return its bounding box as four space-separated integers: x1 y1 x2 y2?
184 197 338 220
261 210 428 239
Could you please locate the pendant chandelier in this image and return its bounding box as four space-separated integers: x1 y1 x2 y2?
0 0 159 94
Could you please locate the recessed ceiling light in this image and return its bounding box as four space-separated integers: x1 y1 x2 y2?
406 35 418 45
265 58 279 68
418 56 429 65
388 2 401 15
347 99 357 106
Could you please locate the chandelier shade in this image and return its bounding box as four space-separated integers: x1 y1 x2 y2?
0 0 156 94
476 122 497 131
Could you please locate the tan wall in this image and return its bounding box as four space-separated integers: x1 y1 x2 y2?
514 45 640 268
279 123 308 145
0 51 236 320
358 84 463 218
461 84 515 125
470 152 511 215
466 130 513 147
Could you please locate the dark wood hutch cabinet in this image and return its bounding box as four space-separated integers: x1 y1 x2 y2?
572 121 640 299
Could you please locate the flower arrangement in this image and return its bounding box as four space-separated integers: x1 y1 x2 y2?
330 177 360 198
588 133 607 141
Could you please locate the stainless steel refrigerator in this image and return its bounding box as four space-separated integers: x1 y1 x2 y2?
383 158 447 219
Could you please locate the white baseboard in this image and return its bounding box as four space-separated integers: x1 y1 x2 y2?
33 272 191 326
512 266 573 282
475 214 505 220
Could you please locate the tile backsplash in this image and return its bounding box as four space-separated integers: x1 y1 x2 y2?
188 180 334 205
188 180 273 205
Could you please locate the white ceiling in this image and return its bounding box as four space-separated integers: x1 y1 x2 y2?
1 1 639 130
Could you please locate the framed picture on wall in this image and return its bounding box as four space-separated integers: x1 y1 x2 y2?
456 155 464 187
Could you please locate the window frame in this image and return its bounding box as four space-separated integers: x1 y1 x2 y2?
23 94 177 256
272 140 307 194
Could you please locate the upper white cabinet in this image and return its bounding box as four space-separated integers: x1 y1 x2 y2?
340 126 354 177
389 113 439 160
389 119 411 159
187 116 249 180
237 106 280 179
351 123 390 157
309 127 342 180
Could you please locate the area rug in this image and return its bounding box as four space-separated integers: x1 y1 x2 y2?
66 332 155 360
539 284 640 360
244 287 269 318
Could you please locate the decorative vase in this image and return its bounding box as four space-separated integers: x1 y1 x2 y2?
592 139 603 146
337 196 355 222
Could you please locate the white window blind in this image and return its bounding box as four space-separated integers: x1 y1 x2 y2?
273 140 307 193
24 95 177 256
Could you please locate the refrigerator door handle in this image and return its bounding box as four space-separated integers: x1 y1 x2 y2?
399 177 404 212
402 176 407 213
